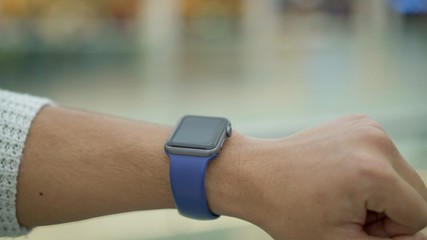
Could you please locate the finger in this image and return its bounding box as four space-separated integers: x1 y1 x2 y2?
364 217 425 238
355 232 427 240
367 172 427 236
367 127 427 202
379 134 427 202
364 219 389 237
383 217 427 237
365 211 385 226
356 236 392 240
392 152 427 202
393 232 427 240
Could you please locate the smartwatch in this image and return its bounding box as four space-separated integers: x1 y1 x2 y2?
165 115 232 220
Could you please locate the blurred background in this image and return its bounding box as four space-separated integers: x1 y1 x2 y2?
1 0 427 239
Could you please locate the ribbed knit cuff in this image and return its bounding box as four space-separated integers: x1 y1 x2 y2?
0 89 54 237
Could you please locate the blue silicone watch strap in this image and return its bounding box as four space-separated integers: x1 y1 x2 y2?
168 154 220 220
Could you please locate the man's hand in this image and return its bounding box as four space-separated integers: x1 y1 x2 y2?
209 114 427 240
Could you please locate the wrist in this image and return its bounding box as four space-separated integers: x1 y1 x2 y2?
206 135 290 227
205 132 255 220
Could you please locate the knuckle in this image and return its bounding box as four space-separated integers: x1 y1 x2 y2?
346 113 371 121
355 126 385 143
346 114 388 134
366 129 389 146
347 113 384 131
361 126 385 139
355 114 384 130
363 119 384 131
356 126 396 152
351 153 395 184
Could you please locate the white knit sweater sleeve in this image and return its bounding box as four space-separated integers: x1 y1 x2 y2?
0 89 53 237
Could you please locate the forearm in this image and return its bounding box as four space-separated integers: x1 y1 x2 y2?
16 106 175 226
16 106 246 227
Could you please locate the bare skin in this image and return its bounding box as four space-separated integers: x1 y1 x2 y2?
16 107 427 239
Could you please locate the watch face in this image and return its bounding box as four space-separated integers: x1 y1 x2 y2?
167 116 230 150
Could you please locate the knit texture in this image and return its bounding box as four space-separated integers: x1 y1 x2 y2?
0 89 53 237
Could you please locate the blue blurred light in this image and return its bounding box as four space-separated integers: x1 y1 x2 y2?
388 0 427 14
